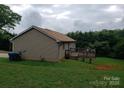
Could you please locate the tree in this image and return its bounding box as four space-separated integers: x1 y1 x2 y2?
114 39 124 59
0 30 15 51
0 4 21 31
94 41 111 56
0 4 20 51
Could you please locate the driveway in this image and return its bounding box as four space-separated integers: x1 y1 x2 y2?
0 50 8 58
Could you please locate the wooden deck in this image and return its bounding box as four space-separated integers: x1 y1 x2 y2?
65 48 96 63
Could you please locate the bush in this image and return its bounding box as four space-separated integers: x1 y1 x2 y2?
94 41 111 56
114 40 124 59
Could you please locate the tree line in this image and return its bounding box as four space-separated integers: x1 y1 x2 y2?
67 29 124 59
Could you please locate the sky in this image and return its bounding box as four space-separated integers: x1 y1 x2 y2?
8 4 124 34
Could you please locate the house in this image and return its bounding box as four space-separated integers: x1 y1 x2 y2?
10 26 76 61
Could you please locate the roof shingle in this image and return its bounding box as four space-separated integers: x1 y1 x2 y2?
11 26 75 42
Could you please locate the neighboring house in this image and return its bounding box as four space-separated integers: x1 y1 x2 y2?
10 26 76 61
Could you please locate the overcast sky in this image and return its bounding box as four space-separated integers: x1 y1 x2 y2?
8 4 124 34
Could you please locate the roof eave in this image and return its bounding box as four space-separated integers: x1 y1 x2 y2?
57 40 76 43
10 26 76 43
10 26 36 41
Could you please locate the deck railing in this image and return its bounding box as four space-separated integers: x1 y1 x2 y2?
65 48 96 63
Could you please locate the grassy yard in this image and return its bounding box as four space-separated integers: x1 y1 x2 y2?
0 57 123 88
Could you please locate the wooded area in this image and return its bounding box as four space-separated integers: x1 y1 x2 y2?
67 29 124 59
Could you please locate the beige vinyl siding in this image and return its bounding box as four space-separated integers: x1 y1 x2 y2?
69 43 76 49
58 42 76 59
64 42 76 50
12 29 59 61
58 44 65 59
64 43 69 50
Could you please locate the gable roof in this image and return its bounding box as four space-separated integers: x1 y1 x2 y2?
11 26 75 43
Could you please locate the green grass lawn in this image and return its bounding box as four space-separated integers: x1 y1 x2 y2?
0 57 124 88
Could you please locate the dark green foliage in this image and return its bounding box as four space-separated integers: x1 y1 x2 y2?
0 4 20 51
114 39 124 59
0 4 21 30
0 30 15 51
67 29 124 59
94 41 111 56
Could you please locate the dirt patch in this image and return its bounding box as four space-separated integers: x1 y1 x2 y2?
96 65 113 70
